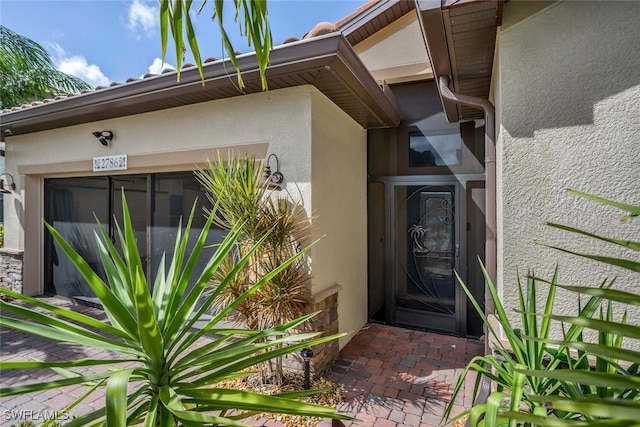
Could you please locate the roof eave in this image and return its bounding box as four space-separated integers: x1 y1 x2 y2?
1 33 400 138
415 0 503 123
338 0 417 46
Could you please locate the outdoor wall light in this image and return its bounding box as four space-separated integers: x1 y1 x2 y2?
0 173 16 194
92 130 113 146
263 153 284 190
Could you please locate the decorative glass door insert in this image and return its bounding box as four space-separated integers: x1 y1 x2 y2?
392 184 461 333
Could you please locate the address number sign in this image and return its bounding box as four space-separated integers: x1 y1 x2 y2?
93 154 128 172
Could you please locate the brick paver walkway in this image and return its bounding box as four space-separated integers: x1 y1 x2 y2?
0 298 483 426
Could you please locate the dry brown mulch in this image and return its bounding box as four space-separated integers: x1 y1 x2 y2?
451 416 469 427
218 372 345 427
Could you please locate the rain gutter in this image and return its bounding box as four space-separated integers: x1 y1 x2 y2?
438 75 497 343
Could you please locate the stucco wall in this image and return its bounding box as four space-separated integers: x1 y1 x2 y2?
3 84 369 346
495 1 640 342
353 12 432 84
310 90 368 348
3 86 320 296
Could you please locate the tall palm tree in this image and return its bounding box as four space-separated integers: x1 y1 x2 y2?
0 25 92 109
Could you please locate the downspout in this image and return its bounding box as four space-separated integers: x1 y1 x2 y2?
438 76 496 353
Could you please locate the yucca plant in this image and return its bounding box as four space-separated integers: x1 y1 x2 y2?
196 154 315 383
444 266 609 426
498 190 640 426
449 189 640 427
0 192 349 426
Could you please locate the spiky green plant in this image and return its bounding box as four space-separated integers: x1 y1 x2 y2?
196 154 315 382
449 189 640 427
444 267 608 426
499 190 640 426
160 0 273 90
0 192 348 426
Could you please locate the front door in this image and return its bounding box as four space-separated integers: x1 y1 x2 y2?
366 81 486 337
391 182 464 334
368 177 485 337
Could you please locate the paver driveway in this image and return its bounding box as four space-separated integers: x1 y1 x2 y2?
0 298 483 426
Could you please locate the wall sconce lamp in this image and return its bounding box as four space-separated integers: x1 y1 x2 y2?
263 153 284 190
92 130 113 146
0 173 16 194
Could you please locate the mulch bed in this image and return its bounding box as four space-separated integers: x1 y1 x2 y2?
218 372 345 427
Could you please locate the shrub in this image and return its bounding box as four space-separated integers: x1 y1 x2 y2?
196 154 316 382
447 190 640 426
0 192 348 426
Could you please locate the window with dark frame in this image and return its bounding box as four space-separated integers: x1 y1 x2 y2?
409 131 462 167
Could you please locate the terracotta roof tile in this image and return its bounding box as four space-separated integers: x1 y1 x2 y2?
302 22 339 40
2 1 387 114
335 0 380 27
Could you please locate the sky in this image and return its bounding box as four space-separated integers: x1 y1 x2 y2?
1 0 368 87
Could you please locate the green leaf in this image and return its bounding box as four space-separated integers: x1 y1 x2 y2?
517 369 640 390
553 284 640 308
0 372 113 397
537 242 640 273
0 316 143 357
521 336 640 366
567 188 640 217
0 359 134 370
0 287 129 339
484 391 506 427
142 394 159 427
535 314 640 340
532 396 640 421
502 411 640 426
173 310 319 371
508 366 526 427
0 300 135 351
106 369 134 427
546 222 640 252
158 385 248 426
184 0 205 83
178 388 351 419
66 386 147 427
44 220 140 338
159 0 169 65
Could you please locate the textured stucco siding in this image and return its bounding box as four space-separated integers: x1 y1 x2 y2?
495 1 640 344
353 12 432 83
310 90 368 348
4 84 369 345
4 86 318 295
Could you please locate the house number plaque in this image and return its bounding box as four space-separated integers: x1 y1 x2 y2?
93 154 128 172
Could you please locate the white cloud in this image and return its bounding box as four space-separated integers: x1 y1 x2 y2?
58 57 110 88
50 43 110 88
128 0 158 39
146 58 175 75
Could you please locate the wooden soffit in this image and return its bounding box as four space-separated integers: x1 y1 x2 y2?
416 0 503 122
